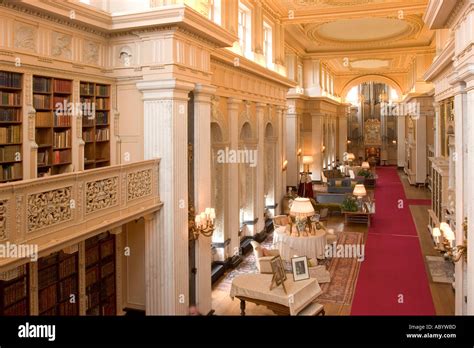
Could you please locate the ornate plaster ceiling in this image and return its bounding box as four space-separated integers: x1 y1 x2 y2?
349 59 391 69
315 18 410 42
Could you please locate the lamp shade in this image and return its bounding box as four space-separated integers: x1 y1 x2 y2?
347 153 356 161
353 184 367 197
289 197 315 217
361 161 370 169
441 223 455 241
432 227 441 238
302 156 314 165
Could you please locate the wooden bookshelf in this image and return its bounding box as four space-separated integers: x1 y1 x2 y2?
0 264 29 315
37 251 79 316
0 71 23 183
34 76 73 178
80 82 110 170
85 232 116 316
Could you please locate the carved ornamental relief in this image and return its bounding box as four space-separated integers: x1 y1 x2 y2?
83 40 99 65
127 169 152 201
0 200 8 241
14 22 37 52
51 31 72 59
27 187 72 232
86 177 118 214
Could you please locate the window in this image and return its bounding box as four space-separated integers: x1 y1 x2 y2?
238 3 251 56
208 0 221 25
263 21 273 67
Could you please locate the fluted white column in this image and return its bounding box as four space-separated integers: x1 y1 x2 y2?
466 86 474 315
397 112 406 167
193 84 215 315
255 103 266 233
138 79 193 315
338 108 348 161
311 112 323 181
227 98 241 258
275 106 285 212
144 212 160 314
286 105 299 187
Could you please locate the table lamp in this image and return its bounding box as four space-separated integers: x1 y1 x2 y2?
353 184 367 210
347 153 355 163
302 155 313 173
289 197 315 236
361 161 370 170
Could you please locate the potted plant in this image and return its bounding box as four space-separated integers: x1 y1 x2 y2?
341 196 359 212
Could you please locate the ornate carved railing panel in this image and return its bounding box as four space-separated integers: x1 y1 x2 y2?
0 159 161 270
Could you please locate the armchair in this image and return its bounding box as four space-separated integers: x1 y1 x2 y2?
250 241 280 274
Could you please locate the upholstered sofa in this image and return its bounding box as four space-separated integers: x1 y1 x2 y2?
327 178 355 193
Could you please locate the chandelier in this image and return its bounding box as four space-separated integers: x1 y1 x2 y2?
189 205 216 240
432 218 467 262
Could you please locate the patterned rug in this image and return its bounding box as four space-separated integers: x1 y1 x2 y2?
213 231 364 307
318 232 363 306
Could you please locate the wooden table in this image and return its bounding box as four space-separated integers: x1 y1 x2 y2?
343 210 373 227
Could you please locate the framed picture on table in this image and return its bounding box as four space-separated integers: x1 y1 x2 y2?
269 255 287 293
291 256 310 282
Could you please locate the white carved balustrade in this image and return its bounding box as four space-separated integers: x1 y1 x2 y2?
0 159 162 270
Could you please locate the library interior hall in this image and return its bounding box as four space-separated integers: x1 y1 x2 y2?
0 0 472 317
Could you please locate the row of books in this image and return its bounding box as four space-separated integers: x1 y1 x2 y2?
3 278 27 307
58 276 77 301
53 114 72 127
0 145 21 163
80 83 94 96
36 112 52 127
95 128 109 141
96 85 109 97
0 91 21 106
58 301 78 316
101 261 114 279
53 150 71 164
0 108 21 122
38 266 58 290
0 126 21 144
96 112 108 125
0 163 22 181
53 79 72 94
83 130 93 142
59 256 77 280
85 246 100 267
39 284 57 313
0 72 21 89
53 130 71 148
37 150 49 166
33 77 51 93
53 96 70 106
33 95 51 109
3 299 28 315
100 239 115 259
86 266 99 288
96 98 108 110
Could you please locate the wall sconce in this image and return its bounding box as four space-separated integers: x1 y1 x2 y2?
347 140 351 144
322 145 326 152
433 219 467 262
392 140 397 144
282 160 288 171
189 206 215 240
297 148 302 156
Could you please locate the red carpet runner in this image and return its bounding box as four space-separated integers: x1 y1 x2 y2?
350 166 435 315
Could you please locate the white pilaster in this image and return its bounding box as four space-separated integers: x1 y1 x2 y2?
311 112 323 181
227 98 241 257
397 114 406 167
138 78 193 315
255 103 266 233
275 106 285 212
338 108 348 161
193 84 215 315
143 212 161 314
286 107 298 187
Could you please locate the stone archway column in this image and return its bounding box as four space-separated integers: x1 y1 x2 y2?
193 84 216 315
137 78 193 315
